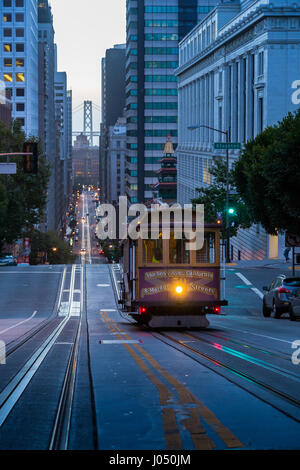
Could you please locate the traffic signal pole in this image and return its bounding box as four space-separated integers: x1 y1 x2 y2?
0 153 32 175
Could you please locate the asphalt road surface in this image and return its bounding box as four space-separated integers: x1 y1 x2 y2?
0 192 299 451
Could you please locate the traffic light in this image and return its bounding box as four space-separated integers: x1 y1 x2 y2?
228 207 236 215
217 212 223 225
23 142 38 174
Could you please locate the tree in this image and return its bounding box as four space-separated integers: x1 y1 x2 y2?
233 110 300 235
0 120 50 247
29 230 76 265
192 158 253 238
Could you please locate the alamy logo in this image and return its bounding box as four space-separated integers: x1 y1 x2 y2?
291 340 300 365
291 80 300 105
95 197 205 250
0 341 6 365
0 79 6 105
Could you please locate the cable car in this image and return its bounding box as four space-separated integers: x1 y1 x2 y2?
120 209 227 328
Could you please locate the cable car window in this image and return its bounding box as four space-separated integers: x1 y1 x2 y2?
143 238 163 264
196 232 215 264
169 233 190 264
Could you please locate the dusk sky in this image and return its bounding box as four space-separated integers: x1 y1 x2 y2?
50 0 126 136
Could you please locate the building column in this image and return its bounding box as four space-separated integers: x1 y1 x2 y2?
239 57 246 143
246 53 254 141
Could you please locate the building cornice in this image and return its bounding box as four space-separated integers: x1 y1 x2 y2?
176 6 300 78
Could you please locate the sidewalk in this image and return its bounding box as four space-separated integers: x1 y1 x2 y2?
226 258 300 271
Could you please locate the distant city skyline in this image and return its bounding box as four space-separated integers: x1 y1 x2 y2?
50 0 126 138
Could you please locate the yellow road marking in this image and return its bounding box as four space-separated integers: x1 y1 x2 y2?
99 312 182 450
101 312 244 449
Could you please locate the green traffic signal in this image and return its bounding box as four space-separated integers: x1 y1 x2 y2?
228 208 235 215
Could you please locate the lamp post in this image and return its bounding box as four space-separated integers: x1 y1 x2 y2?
187 124 231 263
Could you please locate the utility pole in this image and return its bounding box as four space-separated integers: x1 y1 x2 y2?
225 129 230 264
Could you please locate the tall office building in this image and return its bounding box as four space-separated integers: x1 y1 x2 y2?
125 0 219 203
38 0 56 231
66 89 73 196
0 0 39 136
100 44 126 202
107 116 126 204
54 47 72 228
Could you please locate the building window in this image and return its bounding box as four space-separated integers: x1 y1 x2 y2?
4 29 12 37
258 51 264 76
4 43 12 52
16 29 24 37
16 58 24 67
16 117 25 126
16 43 24 52
4 73 13 82
16 88 24 96
15 13 24 22
218 71 223 93
16 103 24 112
15 0 24 7
218 106 222 133
16 72 25 82
4 0 12 6
212 21 216 41
258 97 264 133
4 58 12 67
3 13 12 22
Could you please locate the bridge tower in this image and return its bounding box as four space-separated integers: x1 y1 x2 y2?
83 100 93 147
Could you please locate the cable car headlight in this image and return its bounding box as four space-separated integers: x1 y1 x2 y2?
175 285 183 295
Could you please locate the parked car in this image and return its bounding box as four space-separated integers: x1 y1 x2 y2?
262 276 300 318
0 254 17 267
289 287 300 321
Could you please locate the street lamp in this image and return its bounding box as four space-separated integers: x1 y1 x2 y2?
187 124 231 263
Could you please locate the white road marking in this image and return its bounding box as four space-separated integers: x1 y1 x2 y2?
0 311 38 335
100 309 116 312
235 272 264 299
251 287 264 299
235 272 252 285
97 284 110 287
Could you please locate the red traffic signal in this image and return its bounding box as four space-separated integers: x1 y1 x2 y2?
23 142 38 174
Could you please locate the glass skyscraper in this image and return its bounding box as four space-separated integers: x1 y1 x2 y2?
125 0 219 203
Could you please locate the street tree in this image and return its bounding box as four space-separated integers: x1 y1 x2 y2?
233 110 300 235
192 158 253 238
29 230 76 265
0 120 50 247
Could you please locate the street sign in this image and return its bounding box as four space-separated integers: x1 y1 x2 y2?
0 163 16 174
285 233 300 247
214 142 241 150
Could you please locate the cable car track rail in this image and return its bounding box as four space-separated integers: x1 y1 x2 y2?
1 266 68 362
110 265 300 422
0 264 83 450
149 329 300 423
